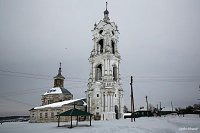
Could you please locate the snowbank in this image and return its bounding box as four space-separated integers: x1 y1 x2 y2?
0 114 199 133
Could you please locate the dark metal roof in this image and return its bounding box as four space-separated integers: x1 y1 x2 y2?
54 63 65 79
60 88 72 95
57 108 93 116
54 73 65 79
104 9 109 15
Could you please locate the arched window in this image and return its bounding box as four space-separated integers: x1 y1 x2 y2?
95 64 102 81
99 30 103 34
99 39 104 53
112 31 115 35
111 40 115 54
113 65 117 81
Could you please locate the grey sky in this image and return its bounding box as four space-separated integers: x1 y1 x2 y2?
0 0 200 116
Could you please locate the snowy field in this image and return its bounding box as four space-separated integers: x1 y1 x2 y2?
0 114 199 133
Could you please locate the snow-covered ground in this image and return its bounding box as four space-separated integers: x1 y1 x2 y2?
0 114 199 133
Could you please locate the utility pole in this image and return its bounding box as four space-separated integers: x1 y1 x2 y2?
146 96 149 111
198 85 200 102
159 102 162 117
157 104 158 117
171 101 173 112
160 102 162 110
130 76 135 122
198 85 200 118
146 96 149 117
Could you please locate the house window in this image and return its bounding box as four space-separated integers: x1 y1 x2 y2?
51 112 54 118
45 112 48 119
115 94 116 97
48 100 52 104
32 113 34 120
97 107 99 109
40 113 42 120
57 112 60 115
97 94 99 97
96 112 99 115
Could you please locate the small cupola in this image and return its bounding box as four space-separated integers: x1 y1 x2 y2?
54 62 65 88
103 2 110 22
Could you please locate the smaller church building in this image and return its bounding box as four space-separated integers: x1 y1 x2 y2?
29 63 86 123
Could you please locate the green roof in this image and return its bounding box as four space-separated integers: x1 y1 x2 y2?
57 108 93 116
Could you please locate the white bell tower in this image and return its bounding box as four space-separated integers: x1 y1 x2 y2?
86 2 124 120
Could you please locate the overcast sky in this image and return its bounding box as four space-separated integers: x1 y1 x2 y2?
0 0 200 116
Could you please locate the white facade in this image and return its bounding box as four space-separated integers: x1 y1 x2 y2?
86 7 124 120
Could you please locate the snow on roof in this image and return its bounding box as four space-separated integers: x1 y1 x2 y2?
34 98 86 110
124 113 131 116
105 87 112 88
43 87 71 95
43 87 62 95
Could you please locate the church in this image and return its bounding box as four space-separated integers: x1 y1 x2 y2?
29 64 86 123
29 3 124 122
86 3 124 120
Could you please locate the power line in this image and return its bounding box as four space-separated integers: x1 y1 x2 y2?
122 77 200 83
0 69 53 77
0 73 88 83
1 69 200 80
0 84 87 98
0 69 88 81
0 86 51 97
0 97 35 107
0 73 52 80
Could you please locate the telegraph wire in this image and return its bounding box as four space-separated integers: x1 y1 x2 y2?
0 96 35 107
0 69 88 82
0 73 52 80
0 73 88 83
0 68 87 80
0 84 87 98
0 72 199 83
0 69 52 77
0 86 51 97
0 69 200 84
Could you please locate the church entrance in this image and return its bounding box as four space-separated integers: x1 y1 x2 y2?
115 105 119 119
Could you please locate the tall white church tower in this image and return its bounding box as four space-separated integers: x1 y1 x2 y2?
86 3 124 120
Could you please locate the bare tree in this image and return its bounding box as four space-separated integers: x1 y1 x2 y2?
148 104 155 113
123 105 128 113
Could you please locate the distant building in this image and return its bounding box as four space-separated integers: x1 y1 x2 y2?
86 3 124 120
29 63 86 123
124 108 152 119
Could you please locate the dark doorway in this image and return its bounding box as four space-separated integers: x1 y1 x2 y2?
115 105 119 119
